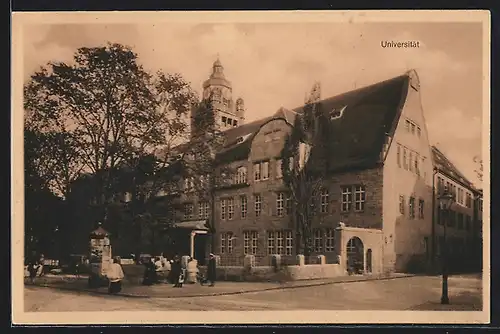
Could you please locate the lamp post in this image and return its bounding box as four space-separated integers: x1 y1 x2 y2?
438 189 454 305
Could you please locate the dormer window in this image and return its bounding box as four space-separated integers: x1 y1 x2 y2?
330 105 347 120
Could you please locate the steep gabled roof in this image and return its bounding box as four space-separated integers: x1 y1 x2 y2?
169 71 413 170
431 146 476 190
293 72 410 172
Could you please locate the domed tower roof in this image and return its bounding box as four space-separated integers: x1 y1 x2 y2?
203 57 232 90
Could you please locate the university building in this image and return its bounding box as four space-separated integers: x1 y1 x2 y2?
176 59 483 274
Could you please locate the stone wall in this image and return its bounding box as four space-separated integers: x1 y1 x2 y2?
203 263 344 282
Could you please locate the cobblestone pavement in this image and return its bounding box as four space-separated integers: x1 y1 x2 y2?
23 275 482 312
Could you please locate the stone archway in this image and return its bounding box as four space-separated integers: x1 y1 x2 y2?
346 237 364 275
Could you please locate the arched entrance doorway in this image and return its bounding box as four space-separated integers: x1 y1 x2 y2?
346 237 364 275
366 249 372 274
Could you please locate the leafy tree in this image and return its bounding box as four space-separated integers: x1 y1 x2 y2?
164 95 234 254
24 43 197 228
280 82 328 257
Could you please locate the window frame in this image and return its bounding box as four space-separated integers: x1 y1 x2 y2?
254 193 262 217
341 186 353 212
409 196 415 219
276 192 285 217
354 185 366 212
320 188 329 213
325 228 335 252
285 231 293 255
240 195 247 219
313 228 323 253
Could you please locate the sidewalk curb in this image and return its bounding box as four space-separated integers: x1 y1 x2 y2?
31 274 416 299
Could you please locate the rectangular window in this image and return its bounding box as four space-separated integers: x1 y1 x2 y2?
409 152 414 172
262 161 270 180
276 192 285 217
458 188 465 205
227 197 234 220
276 159 283 178
325 229 335 252
198 202 209 219
220 233 226 254
409 197 415 219
227 232 234 254
184 203 194 220
417 126 421 137
244 231 258 255
399 195 405 215
320 188 329 213
437 177 444 194
267 231 275 254
309 191 317 215
313 229 323 253
220 199 227 220
253 162 261 181
255 194 262 217
418 199 425 219
285 231 293 255
411 123 416 134
405 119 411 132
397 145 401 168
240 195 247 219
235 166 247 184
276 231 284 255
415 154 420 176
341 186 353 212
354 185 366 211
243 231 250 255
403 148 408 170
466 193 472 208
251 231 258 255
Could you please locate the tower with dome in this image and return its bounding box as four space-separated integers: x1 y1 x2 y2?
191 58 246 138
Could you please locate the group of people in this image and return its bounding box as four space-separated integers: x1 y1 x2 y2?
25 251 218 295
141 253 217 288
25 253 45 284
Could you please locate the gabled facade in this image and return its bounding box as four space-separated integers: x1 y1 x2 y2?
67 61 482 275
431 146 482 272
180 66 481 274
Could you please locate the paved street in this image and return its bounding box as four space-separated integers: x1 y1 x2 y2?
24 275 482 312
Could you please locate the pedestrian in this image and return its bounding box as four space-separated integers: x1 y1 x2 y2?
107 257 125 294
154 256 165 282
142 257 156 286
28 259 38 284
36 254 45 277
171 255 182 288
207 253 217 287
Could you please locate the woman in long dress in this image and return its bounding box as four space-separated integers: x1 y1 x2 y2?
171 255 182 288
108 257 125 294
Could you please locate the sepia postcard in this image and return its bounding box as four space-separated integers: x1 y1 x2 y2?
11 10 490 325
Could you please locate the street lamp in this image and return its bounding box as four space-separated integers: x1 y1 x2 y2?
438 189 455 305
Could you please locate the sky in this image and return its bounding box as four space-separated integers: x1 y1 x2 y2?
22 21 484 186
